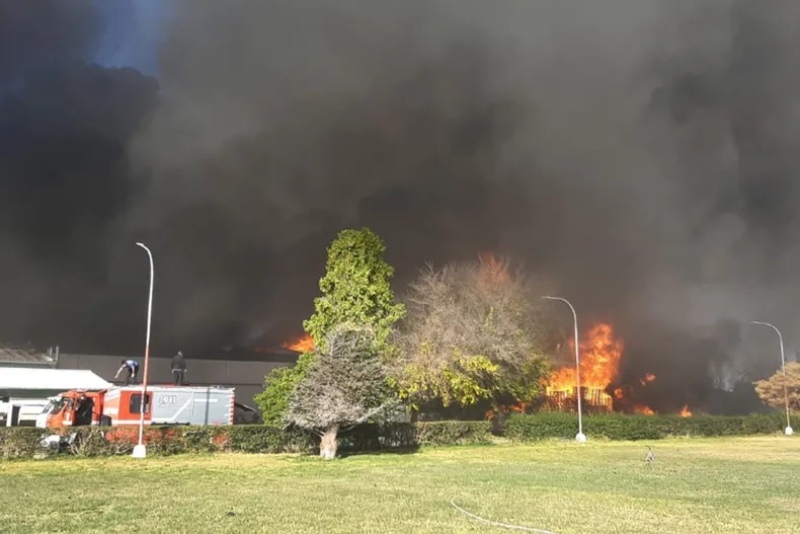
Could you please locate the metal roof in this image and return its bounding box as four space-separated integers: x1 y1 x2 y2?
58 348 300 364
0 345 54 366
0 368 111 398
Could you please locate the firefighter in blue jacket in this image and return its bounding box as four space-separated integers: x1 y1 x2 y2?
115 359 140 385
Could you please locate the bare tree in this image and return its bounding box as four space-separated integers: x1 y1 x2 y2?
285 323 398 460
393 255 554 408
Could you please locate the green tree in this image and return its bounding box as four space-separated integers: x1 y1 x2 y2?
256 227 404 424
393 255 552 410
303 227 406 353
254 353 313 425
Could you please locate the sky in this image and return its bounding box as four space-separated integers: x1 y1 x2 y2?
91 0 168 76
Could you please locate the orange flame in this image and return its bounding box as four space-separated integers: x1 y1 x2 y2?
680 404 692 417
547 323 662 414
282 334 314 353
485 401 527 421
640 373 656 386
549 323 623 391
473 253 683 417
478 251 510 283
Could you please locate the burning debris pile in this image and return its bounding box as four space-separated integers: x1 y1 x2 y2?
546 323 622 412
546 323 693 417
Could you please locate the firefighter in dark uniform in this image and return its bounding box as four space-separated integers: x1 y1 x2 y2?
171 350 187 385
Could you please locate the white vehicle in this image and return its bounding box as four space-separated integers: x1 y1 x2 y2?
1 398 50 427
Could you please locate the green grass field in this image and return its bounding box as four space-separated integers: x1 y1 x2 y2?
1 436 798 534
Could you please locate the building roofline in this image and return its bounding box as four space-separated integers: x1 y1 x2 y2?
57 350 300 364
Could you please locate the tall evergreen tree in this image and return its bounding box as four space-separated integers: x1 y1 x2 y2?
256 227 404 424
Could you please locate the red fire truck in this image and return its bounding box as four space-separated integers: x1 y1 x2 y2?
35 385 236 429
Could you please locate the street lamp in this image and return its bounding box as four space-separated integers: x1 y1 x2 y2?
132 242 154 458
543 296 586 443
750 321 793 436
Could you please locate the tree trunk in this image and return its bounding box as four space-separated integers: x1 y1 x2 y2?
319 426 339 460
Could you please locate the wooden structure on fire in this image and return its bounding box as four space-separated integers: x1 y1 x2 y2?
545 385 614 412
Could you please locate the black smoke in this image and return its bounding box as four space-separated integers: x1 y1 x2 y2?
2 1 800 411
0 1 158 352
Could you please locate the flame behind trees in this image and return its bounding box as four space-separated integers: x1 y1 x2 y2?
393 255 553 409
283 334 314 353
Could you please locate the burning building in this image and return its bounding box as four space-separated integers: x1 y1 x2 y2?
546 323 621 413
545 322 690 416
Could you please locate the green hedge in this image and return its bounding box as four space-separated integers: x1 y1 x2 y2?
0 427 44 459
0 420 491 460
416 420 492 445
504 412 787 441
2 414 786 460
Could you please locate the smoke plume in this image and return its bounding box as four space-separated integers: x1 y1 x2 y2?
3 1 800 409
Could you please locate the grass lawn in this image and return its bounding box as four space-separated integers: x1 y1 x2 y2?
1 436 798 534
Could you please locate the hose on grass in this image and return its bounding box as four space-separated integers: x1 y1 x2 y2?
450 499 557 533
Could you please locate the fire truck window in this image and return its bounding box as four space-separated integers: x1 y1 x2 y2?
43 398 66 415
129 393 152 414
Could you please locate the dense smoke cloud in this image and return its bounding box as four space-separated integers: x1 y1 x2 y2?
0 1 157 352
3 1 800 409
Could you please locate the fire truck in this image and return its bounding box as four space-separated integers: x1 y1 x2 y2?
35 385 236 429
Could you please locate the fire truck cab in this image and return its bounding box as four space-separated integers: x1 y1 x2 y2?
37 390 106 428
36 385 235 429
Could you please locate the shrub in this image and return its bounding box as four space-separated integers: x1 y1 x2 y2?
0 427 44 459
376 423 418 449
505 412 787 441
336 421 491 451
0 420 491 460
226 425 316 453
69 427 115 457
255 353 314 425
2 414 783 460
415 421 492 446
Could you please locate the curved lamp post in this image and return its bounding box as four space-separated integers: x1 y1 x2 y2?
750 321 793 436
543 296 586 443
132 242 154 458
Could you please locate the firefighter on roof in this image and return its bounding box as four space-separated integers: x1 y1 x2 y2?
114 359 140 385
171 350 187 385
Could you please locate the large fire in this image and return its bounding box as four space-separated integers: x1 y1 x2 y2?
473 253 693 417
547 323 623 411
279 252 693 418
282 334 314 353
549 323 622 391
545 322 676 416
